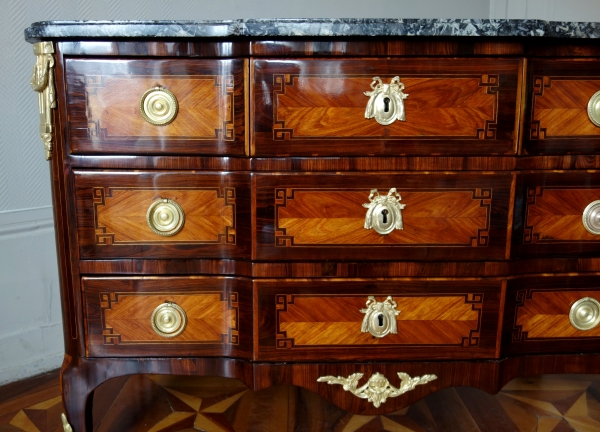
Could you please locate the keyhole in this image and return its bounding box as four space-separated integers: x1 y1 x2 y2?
381 209 389 224
383 97 390 112
378 314 384 327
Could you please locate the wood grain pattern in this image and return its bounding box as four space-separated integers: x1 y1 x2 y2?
66 59 246 155
253 58 521 156
256 172 511 261
256 279 501 361
250 39 525 56
505 276 600 355
515 290 600 338
531 78 600 137
274 76 496 138
524 187 600 242
74 171 251 259
277 295 480 345
525 59 600 154
94 188 234 244
101 292 237 344
276 189 489 246
83 277 252 358
513 172 600 258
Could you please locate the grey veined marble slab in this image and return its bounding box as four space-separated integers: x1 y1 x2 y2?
25 18 600 42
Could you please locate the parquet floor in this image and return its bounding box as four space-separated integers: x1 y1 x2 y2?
1 371 600 431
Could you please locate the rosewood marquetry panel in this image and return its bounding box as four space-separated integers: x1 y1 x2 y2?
255 172 512 261
525 59 600 154
513 172 600 258
83 276 252 358
255 279 502 361
505 276 600 355
74 171 251 259
252 58 522 156
65 58 246 155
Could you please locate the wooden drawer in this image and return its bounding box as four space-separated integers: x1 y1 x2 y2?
83 276 252 357
513 172 600 258
83 277 252 357
66 58 246 155
526 60 600 155
74 171 251 259
252 58 522 156
505 276 600 355
255 172 512 261
255 279 502 361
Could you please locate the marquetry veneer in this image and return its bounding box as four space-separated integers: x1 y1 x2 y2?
28 33 600 431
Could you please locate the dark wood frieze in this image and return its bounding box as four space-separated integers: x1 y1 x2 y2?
59 41 252 58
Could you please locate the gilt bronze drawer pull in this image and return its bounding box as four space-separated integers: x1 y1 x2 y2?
146 198 185 236
151 302 187 338
364 76 408 126
140 86 179 125
570 297 600 331
317 371 437 408
588 90 600 127
363 188 406 235
582 200 600 235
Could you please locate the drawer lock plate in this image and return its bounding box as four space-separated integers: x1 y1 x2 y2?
360 295 400 338
364 76 408 126
363 188 406 235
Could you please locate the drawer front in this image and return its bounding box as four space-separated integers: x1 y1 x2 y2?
255 172 512 261
526 60 600 154
83 277 252 357
513 172 600 258
505 276 600 354
66 58 246 155
74 171 250 259
256 279 502 361
253 58 522 156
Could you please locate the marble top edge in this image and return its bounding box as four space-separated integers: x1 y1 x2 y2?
25 19 600 41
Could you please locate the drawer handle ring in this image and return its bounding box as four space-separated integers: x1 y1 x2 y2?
140 86 179 125
147 198 185 236
364 76 408 126
317 372 437 408
588 90 600 127
570 297 600 331
151 302 187 338
363 188 406 235
360 295 400 338
582 200 600 235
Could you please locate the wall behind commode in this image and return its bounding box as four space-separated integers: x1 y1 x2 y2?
1 0 599 385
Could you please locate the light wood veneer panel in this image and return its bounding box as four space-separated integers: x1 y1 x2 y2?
278 295 479 345
66 58 246 155
83 276 252 358
253 58 522 156
256 279 502 361
515 290 600 338
74 171 251 259
255 172 511 261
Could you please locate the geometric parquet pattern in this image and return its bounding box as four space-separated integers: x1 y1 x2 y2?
2 372 600 431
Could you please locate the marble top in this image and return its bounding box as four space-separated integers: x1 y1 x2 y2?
25 19 600 42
